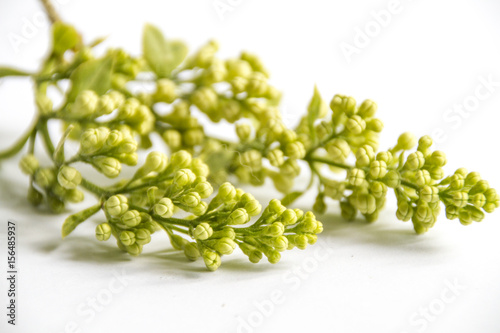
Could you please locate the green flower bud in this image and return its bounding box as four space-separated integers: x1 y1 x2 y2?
121 210 141 228
191 201 208 216
104 130 123 149
240 51 269 76
348 168 366 187
469 180 489 195
418 135 433 151
313 194 327 215
285 141 306 160
330 94 356 117
446 205 459 219
346 115 366 134
119 230 136 246
290 234 309 250
193 222 213 240
192 87 218 113
420 185 439 203
376 151 392 164
195 181 213 199
116 137 138 154
357 99 378 118
184 242 201 261
231 76 248 93
245 200 262 216
95 94 116 116
212 237 237 255
34 168 55 188
153 198 174 218
125 243 143 256
324 179 346 200
240 150 262 171
135 229 151 245
273 236 289 252
27 185 43 206
170 150 192 170
169 233 188 250
370 181 387 199
465 172 481 186
340 201 357 220
366 118 384 132
405 151 425 170
355 145 375 168
66 189 84 203
449 174 465 190
429 151 447 167
355 193 377 215
92 156 121 178
458 210 473 226
415 170 432 187
297 215 319 233
183 129 203 146
95 223 112 241
466 206 485 222
396 201 413 221
326 139 351 162
57 166 82 189
369 160 388 179
236 122 252 142
190 158 209 178
173 169 196 187
202 251 221 271
162 129 182 150
19 154 39 175
144 151 168 174
239 243 263 263
211 227 236 240
105 194 128 217
80 127 110 155
454 168 468 177
227 208 249 225
226 58 253 78
71 90 99 116
153 78 177 103
266 149 284 167
265 249 281 264
261 222 284 237
180 192 201 208
246 72 268 97
383 170 401 188
415 202 433 223
470 193 486 208
396 132 417 150
428 166 444 180
217 182 236 202
280 159 300 177
452 192 469 208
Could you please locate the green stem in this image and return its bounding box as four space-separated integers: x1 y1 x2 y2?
80 178 108 197
0 117 38 159
307 156 352 170
39 120 55 156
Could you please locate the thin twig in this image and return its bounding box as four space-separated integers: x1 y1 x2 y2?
39 0 61 23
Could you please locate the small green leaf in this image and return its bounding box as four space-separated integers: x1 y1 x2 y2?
0 67 31 78
281 191 304 206
142 24 188 77
52 22 81 56
53 125 74 165
307 85 327 143
62 203 102 238
67 56 113 101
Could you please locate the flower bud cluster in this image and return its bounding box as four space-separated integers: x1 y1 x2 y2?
19 155 84 212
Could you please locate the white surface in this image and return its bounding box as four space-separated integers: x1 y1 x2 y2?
1 0 500 332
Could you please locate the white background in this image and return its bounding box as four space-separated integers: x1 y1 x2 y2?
1 0 500 332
